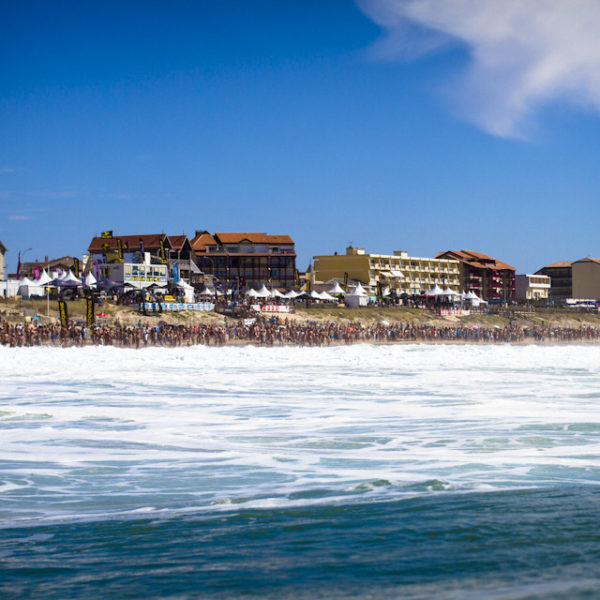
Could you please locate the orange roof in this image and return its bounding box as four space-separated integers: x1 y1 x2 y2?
88 234 171 252
191 232 216 252
541 261 574 269
573 257 600 265
167 235 190 251
436 249 515 271
214 232 294 245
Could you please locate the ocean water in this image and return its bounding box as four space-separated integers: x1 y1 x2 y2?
1 343 600 599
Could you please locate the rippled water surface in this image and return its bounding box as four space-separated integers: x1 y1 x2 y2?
2 344 600 598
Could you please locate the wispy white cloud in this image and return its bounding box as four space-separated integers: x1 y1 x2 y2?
358 0 600 138
8 215 32 221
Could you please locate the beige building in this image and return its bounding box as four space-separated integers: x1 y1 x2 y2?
572 258 600 300
0 240 6 280
313 246 461 295
515 274 551 300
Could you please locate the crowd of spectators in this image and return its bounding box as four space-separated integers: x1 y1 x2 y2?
2 317 600 348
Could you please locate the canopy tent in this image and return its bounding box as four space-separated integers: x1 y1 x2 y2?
50 279 80 288
84 272 97 288
175 279 195 302
310 290 323 299
18 276 35 287
96 279 123 289
62 270 82 285
319 291 337 302
37 269 53 286
347 282 368 296
441 287 460 298
271 289 286 298
197 285 214 296
245 288 260 298
345 282 369 307
283 289 300 299
328 282 345 295
255 285 272 298
425 284 444 297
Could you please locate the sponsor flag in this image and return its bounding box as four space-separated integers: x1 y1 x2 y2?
16 252 21 280
33 265 41 280
73 258 80 278
159 240 167 264
101 231 113 238
377 282 383 299
86 298 95 326
344 272 348 289
139 239 144 253
172 263 180 283
116 239 124 262
295 269 300 287
58 300 69 327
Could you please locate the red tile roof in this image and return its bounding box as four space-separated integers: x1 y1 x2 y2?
214 232 294 245
167 235 190 251
88 234 171 252
191 232 216 252
436 250 515 271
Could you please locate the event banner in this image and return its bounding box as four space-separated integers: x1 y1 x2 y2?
86 298 95 326
58 300 69 327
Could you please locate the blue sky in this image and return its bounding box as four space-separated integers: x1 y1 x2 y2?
1 0 599 274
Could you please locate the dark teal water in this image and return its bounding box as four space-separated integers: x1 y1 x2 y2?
3 486 600 599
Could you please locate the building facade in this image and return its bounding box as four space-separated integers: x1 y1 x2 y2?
312 246 461 295
572 258 600 300
535 261 573 301
191 231 296 290
436 250 516 300
515 274 551 300
88 233 173 269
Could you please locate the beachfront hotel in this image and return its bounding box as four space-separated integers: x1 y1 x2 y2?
191 231 297 290
535 261 573 301
436 250 516 301
312 246 461 295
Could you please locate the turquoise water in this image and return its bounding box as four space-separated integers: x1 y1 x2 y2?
1 344 600 598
